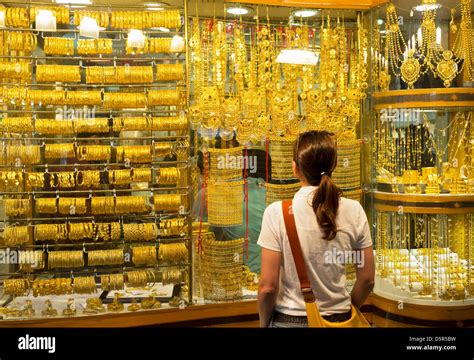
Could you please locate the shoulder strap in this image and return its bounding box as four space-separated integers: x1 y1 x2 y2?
281 200 316 303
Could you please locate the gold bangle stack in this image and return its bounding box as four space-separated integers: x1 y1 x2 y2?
34 224 68 242
332 141 361 189
29 90 65 105
26 172 44 189
150 116 187 132
91 196 115 215
100 273 124 291
110 10 181 29
207 180 243 227
0 171 24 192
153 142 173 158
162 267 185 285
87 249 124 266
158 242 187 262
270 138 297 180
35 119 74 135
201 237 244 301
74 118 110 134
69 222 94 241
44 37 75 56
4 278 30 296
6 31 37 52
5 198 31 217
77 145 111 161
4 226 31 246
154 194 182 212
126 38 173 55
77 39 113 55
112 116 149 132
148 89 183 106
94 222 121 242
132 246 158 266
6 145 41 165
5 8 30 28
36 65 81 83
115 195 150 214
208 146 244 181
19 250 45 272
109 169 131 185
35 198 57 214
265 182 301 206
158 167 180 184
30 7 70 25
155 64 185 81
159 217 186 237
1 117 33 133
73 276 97 294
58 198 87 215
122 223 158 242
103 92 147 109
116 145 152 163
0 62 31 81
76 170 101 188
74 10 109 28
65 90 102 106
126 269 157 287
45 143 75 160
49 172 76 188
131 168 152 182
85 66 153 84
48 250 84 269
32 278 73 297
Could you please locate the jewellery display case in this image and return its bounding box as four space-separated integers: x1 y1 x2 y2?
367 0 474 323
188 2 368 302
0 1 193 321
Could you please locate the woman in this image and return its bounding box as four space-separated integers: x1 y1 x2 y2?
257 130 375 327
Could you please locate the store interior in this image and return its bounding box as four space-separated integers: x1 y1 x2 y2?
0 0 472 327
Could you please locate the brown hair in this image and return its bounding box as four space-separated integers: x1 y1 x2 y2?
293 130 342 240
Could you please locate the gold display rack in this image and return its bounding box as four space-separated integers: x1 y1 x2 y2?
0 0 193 309
373 88 474 110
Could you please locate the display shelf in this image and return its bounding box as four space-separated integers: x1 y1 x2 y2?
0 1 193 318
373 88 474 110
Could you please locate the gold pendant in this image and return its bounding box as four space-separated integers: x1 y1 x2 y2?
436 50 458 88
400 57 421 89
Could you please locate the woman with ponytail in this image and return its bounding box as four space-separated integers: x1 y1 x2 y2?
257 131 375 327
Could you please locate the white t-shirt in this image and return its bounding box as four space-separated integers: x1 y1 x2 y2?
257 186 372 316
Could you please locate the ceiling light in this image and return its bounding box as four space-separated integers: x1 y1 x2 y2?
0 10 5 28
170 35 185 52
377 19 384 25
157 27 170 32
127 29 146 48
413 0 441 12
55 0 92 4
147 7 164 11
35 10 56 31
226 7 250 15
78 16 102 38
276 49 318 66
142 2 166 7
293 9 317 18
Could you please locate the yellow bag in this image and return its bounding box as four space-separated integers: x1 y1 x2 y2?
282 200 371 328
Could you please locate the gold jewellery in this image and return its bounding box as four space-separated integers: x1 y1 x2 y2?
48 251 84 269
44 37 74 56
87 249 124 266
132 246 158 266
158 242 187 262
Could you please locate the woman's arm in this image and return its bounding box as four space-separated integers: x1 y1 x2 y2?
350 246 375 308
258 248 281 328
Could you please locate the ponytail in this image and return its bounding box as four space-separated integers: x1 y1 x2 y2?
312 174 341 240
293 130 341 241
